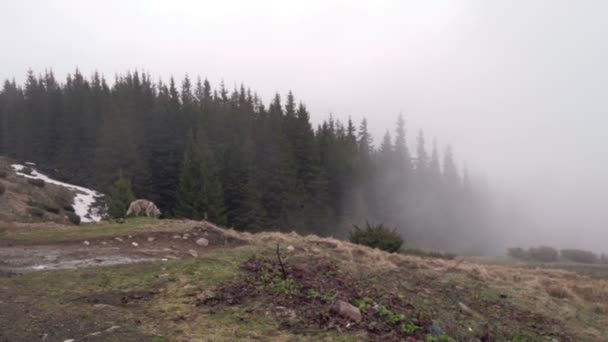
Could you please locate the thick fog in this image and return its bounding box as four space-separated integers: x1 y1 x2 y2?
1 0 607 252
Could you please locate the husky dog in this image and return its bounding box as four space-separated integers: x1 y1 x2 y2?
126 199 161 218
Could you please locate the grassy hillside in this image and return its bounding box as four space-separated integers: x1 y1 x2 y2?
1 219 607 341
0 156 79 224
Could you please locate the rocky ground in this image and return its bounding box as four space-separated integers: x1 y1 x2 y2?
1 218 607 341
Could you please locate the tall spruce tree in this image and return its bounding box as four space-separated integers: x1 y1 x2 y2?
175 129 226 224
107 173 136 218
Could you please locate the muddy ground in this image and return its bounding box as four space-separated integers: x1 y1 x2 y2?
0 225 243 274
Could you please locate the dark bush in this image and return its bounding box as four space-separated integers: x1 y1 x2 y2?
21 167 33 175
66 212 81 225
349 221 403 253
27 207 45 217
528 246 559 262
0 170 7 178
507 247 528 260
41 203 60 214
560 249 598 264
54 190 75 212
27 178 45 188
0 183 5 195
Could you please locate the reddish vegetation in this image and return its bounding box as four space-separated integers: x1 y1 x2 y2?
198 249 575 341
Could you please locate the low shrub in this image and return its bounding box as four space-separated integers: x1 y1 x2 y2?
507 247 528 260
349 221 403 253
54 189 74 208
27 207 45 217
66 212 81 225
0 170 7 178
41 203 60 214
528 246 559 262
560 249 598 264
27 178 45 187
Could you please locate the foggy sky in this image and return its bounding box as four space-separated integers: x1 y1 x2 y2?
1 0 607 252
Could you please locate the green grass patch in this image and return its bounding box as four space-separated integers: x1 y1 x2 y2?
0 217 164 245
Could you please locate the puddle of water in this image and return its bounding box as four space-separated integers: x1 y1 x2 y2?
6 255 160 273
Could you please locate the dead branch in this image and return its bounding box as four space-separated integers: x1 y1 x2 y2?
276 242 288 280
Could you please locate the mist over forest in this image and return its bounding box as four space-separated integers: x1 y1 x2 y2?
1 1 607 256
0 70 499 254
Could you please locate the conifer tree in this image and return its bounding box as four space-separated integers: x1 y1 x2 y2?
107 173 136 218
175 129 226 224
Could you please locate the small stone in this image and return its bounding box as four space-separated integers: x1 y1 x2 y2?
131 242 139 247
196 238 209 247
83 240 90 246
172 235 181 239
63 339 75 342
147 237 155 242
188 249 198 257
101 241 107 245
127 235 133 239
114 237 123 242
331 300 362 322
286 245 295 252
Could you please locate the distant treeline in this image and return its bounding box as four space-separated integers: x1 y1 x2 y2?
0 70 491 252
508 246 608 264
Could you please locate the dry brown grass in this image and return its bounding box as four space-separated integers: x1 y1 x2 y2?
0 156 79 224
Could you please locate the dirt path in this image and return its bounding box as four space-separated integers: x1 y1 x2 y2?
0 223 246 275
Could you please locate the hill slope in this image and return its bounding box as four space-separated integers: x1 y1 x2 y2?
1 219 607 341
0 156 102 224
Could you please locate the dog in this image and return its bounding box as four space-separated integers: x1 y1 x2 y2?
126 199 161 218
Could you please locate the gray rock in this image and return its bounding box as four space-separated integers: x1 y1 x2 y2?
131 242 139 247
331 300 362 322
147 237 155 242
196 238 209 247
83 240 90 246
188 249 198 257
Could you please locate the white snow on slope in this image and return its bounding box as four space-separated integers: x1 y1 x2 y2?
11 164 104 222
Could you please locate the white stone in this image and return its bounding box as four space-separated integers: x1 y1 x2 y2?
196 238 209 247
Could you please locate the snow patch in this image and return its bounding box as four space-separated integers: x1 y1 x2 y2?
11 164 104 222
